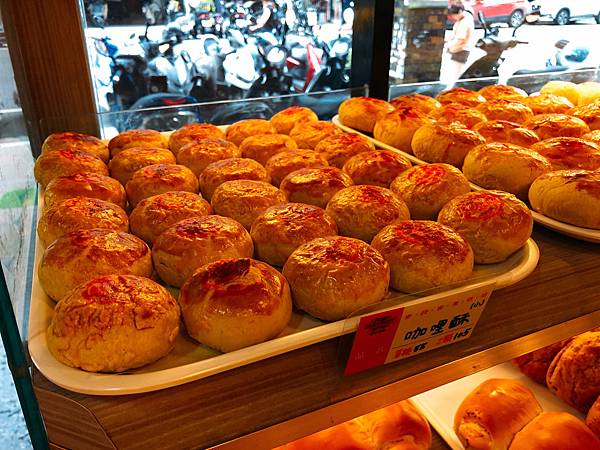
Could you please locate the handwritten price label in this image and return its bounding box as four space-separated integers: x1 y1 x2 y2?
345 281 495 375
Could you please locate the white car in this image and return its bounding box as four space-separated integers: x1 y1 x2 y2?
532 1 600 25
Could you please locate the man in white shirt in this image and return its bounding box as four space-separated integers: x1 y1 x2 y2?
441 3 475 85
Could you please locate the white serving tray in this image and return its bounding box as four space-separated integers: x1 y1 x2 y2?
411 362 585 450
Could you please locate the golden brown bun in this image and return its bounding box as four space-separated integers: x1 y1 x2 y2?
430 103 488 129
586 396 600 438
436 87 486 107
513 340 572 385
390 93 441 115
411 122 486 167
576 82 600 106
38 229 152 302
525 93 574 115
472 120 540 147
152 215 253 287
372 220 473 294
438 190 533 264
343 150 412 187
325 185 410 242
168 123 225 156
529 170 600 229
198 157 269 201
176 138 241 177
454 378 542 450
390 163 470 220
374 107 433 153
271 106 318 134
314 132 375 168
338 96 395 133
546 331 600 411
540 80 580 105
108 129 168 158
476 99 534 124
462 142 552 200
531 137 600 171
478 84 528 101
250 202 338 266
179 258 292 352
47 274 179 372
524 113 590 140
225 119 276 146
125 163 199 207
129 191 212 243
44 172 126 210
282 236 389 321
510 412 600 450
42 132 109 162
583 129 600 145
289 120 343 149
570 101 600 131
211 180 287 229
265 149 329 187
108 146 176 185
34 149 109 189
280 167 353 208
37 197 129 248
239 133 297 165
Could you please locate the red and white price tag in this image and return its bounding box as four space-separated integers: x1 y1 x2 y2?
344 280 495 375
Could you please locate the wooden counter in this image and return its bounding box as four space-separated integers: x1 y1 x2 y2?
33 226 600 450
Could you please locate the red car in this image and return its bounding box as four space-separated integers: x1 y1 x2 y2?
456 0 533 27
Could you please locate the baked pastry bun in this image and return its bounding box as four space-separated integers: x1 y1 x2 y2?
372 221 473 294
179 258 292 352
211 180 287 229
342 150 412 187
513 339 572 385
280 167 353 208
454 378 542 450
271 106 318 134
37 197 129 248
570 101 600 130
583 129 600 145
510 412 600 450
38 229 152 301
475 99 534 124
373 107 433 153
44 172 126 210
438 190 533 264
314 132 375 168
411 122 486 167
152 215 253 287
525 93 574 115
472 120 540 147
250 202 338 266
325 185 410 242
478 84 527 101
199 157 269 201
540 80 580 105
42 131 109 162
47 274 179 372
129 191 212 243
524 113 590 140
108 129 168 157
282 236 389 321
531 137 600 170
225 119 276 146
125 163 199 207
34 149 108 189
239 133 297 165
265 149 329 187
338 96 395 133
430 103 487 129
462 142 552 200
390 163 470 220
586 396 600 438
390 93 441 115
436 87 486 107
168 123 225 156
176 138 241 177
108 146 176 185
289 120 342 149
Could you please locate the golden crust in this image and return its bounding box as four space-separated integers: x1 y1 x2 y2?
390 93 441 115
282 236 390 321
168 123 225 155
438 190 533 264
125 163 199 207
478 84 527 101
44 172 126 210
371 220 473 293
583 129 600 145
525 93 574 115
250 202 338 266
38 229 152 302
271 106 318 134
314 132 375 168
586 397 600 439
47 274 180 372
42 131 109 163
225 119 276 146
472 120 540 147
540 80 580 106
34 149 108 189
390 163 470 220
373 107 433 153
179 258 292 352
436 87 486 107
108 129 169 157
239 133 297 165
152 215 253 287
531 137 600 171
475 99 534 124
108 146 176 185
176 138 241 177
37 197 129 248
289 121 343 149
265 149 329 187
129 191 212 243
343 150 412 187
513 340 572 385
524 113 590 140
570 102 600 130
198 157 269 200
325 185 410 242
280 167 354 208
430 103 487 129
338 96 395 133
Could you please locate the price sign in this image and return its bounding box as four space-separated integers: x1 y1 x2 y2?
345 280 495 375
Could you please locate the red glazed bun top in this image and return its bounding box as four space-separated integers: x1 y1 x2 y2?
290 235 387 268
532 137 600 170
436 87 486 107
